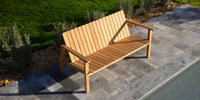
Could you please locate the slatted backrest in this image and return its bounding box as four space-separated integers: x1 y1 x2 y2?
62 10 130 62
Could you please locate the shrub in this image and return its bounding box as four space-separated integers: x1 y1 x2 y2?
137 0 156 14
53 20 77 45
0 27 12 52
115 0 134 19
85 10 106 23
0 24 31 75
12 24 24 48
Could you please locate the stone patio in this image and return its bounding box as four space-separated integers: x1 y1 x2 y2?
0 4 200 100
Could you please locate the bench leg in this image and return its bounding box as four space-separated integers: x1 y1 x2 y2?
59 47 65 72
84 62 90 93
147 44 151 58
85 74 90 93
147 29 152 58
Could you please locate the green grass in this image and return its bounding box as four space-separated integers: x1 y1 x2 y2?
175 0 200 7
1 0 198 51
0 0 130 51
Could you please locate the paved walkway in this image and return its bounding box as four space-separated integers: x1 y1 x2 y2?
0 4 200 100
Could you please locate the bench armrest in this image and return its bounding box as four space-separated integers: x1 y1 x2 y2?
126 19 155 30
61 45 90 63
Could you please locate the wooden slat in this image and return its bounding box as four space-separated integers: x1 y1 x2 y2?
73 58 105 73
70 29 82 60
74 28 86 56
94 49 121 60
98 47 124 58
118 10 129 38
104 16 113 43
114 11 123 40
76 57 103 70
114 43 140 54
90 51 117 62
75 59 102 72
106 15 116 44
101 17 111 45
81 25 93 55
89 62 103 71
115 11 124 39
99 18 109 47
92 50 119 61
92 21 104 49
88 56 106 66
117 11 125 40
102 44 126 56
92 52 115 61
94 20 107 48
62 32 75 62
108 45 135 56
100 18 111 46
120 36 149 49
64 31 77 62
95 50 120 59
72 61 94 72
119 10 130 37
88 22 100 51
106 46 127 56
116 11 127 39
121 35 149 45
77 27 90 56
109 44 133 54
108 13 119 42
88 56 110 66
116 41 147 52
85 24 97 53
111 13 122 41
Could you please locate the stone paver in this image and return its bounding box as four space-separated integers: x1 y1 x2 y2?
0 4 200 100
100 69 118 80
39 75 63 92
91 88 110 100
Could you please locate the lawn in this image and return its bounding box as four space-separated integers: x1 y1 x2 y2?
175 0 200 7
0 0 139 51
0 0 199 51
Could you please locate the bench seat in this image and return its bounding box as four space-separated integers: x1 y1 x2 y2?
69 35 148 75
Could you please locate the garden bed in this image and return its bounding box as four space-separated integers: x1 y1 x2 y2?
0 1 184 87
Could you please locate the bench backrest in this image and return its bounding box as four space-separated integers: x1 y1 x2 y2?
62 10 130 62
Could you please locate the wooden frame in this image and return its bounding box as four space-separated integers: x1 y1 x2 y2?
126 19 155 58
59 45 91 92
59 10 155 93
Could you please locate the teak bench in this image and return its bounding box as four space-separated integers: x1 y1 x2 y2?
59 10 155 93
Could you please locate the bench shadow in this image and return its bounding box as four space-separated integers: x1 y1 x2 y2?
124 56 147 59
0 63 85 97
0 91 85 96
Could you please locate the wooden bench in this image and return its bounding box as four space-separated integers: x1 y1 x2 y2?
59 10 155 93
